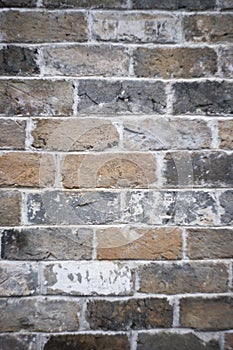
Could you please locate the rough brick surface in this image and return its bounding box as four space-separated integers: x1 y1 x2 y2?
0 335 37 350
1 228 93 260
132 0 215 10
219 120 233 149
86 298 173 330
219 190 233 225
1 11 88 43
43 0 129 8
180 297 233 330
96 227 182 260
226 334 233 350
219 47 233 78
0 190 21 226
0 119 26 149
220 0 233 9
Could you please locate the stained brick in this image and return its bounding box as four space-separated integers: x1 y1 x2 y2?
96 227 182 260
1 227 93 260
1 11 88 43
219 47 233 78
92 12 181 43
219 190 233 224
0 80 73 116
0 119 26 149
61 153 157 188
132 0 215 10
187 228 233 259
0 335 37 350
133 47 217 78
219 120 233 150
180 297 233 330
173 81 233 116
138 262 228 294
86 298 173 330
0 190 21 226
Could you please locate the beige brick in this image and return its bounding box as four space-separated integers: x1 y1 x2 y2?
0 119 26 149
96 227 182 260
219 120 233 150
226 334 233 350
0 190 21 226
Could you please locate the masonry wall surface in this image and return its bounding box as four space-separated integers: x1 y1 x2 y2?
0 0 233 349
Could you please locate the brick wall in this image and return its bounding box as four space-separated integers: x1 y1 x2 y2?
0 0 233 349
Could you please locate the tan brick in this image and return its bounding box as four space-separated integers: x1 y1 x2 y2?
86 298 173 330
0 297 81 332
92 12 181 43
219 47 233 78
123 118 212 150
187 228 233 259
96 227 182 260
219 120 233 150
0 190 21 226
0 119 26 149
184 15 233 43
0 262 38 296
1 11 88 43
42 261 134 296
133 47 217 78
226 334 233 350
138 262 228 294
180 297 233 330
62 153 157 188
42 45 129 76
0 152 55 187
31 118 119 151
0 80 73 116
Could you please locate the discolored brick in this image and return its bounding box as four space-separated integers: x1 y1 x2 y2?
1 227 93 260
0 190 21 226
0 152 55 187
43 0 128 8
77 80 166 114
1 11 88 43
132 0 215 10
219 47 233 78
0 46 39 76
61 153 157 188
96 227 182 260
219 120 233 149
226 334 233 350
43 334 130 350
133 47 217 78
138 262 228 294
92 12 181 43
0 119 26 149
42 45 129 76
0 80 73 116
137 332 219 350
219 190 233 224
123 118 212 150
180 297 233 330
173 81 233 116
0 0 36 6
0 335 37 350
0 262 38 296
86 298 173 330
0 297 81 332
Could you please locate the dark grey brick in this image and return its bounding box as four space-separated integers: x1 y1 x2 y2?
132 0 215 10
219 190 233 224
0 335 37 350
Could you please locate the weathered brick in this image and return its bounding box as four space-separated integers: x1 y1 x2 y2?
96 227 182 260
42 45 129 76
43 0 128 8
0 0 36 6
132 0 215 10
173 81 233 116
42 261 134 296
219 190 233 224
0 119 26 149
0 190 21 226
27 191 120 225
77 80 166 114
220 0 233 10
0 46 39 76
184 15 233 43
187 228 233 259
133 47 217 78
219 120 233 150
226 334 233 350
0 262 38 296
137 332 219 350
43 334 130 350
1 11 88 43
122 191 218 226
0 335 37 350
0 297 81 332
123 118 212 150
92 12 181 43
0 152 55 187
61 153 157 188
31 118 119 151
163 152 233 188
1 227 93 260
138 262 228 294
180 297 233 330
86 298 173 330
0 80 73 116
219 47 233 78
